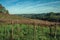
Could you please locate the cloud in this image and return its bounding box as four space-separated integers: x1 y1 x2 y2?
6 1 60 14
17 1 60 11
36 1 60 7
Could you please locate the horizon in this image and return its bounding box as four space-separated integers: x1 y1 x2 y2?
0 0 60 14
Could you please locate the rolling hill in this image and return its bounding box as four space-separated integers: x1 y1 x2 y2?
15 12 60 22
0 13 60 26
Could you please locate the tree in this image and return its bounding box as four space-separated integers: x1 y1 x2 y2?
0 4 9 14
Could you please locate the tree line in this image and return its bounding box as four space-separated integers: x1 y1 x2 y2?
17 12 60 22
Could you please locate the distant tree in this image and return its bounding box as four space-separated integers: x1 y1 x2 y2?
6 10 9 14
0 4 9 14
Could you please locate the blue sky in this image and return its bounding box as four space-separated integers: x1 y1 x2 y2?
0 0 60 14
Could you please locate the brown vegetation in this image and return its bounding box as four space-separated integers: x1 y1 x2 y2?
0 13 60 26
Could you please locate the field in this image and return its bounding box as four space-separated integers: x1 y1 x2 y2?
0 13 60 40
0 24 60 40
0 3 60 40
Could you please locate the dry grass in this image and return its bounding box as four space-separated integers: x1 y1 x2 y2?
0 13 60 26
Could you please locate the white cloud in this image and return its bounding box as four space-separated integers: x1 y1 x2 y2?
7 1 60 14
36 1 60 7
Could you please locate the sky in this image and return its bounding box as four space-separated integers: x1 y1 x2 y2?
0 0 60 14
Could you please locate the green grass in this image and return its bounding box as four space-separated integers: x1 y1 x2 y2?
0 24 60 40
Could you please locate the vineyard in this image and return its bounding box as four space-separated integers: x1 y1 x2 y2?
0 12 60 40
0 2 60 40
0 24 60 40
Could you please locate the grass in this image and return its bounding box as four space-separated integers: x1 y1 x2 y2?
0 24 60 40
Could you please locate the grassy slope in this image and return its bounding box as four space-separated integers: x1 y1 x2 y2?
17 13 60 22
0 24 60 40
0 13 60 40
0 13 60 26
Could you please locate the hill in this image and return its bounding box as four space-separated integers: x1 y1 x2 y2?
15 12 60 22
0 4 60 26
0 13 60 26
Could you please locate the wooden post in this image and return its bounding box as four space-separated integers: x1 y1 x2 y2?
11 27 13 40
38 25 40 40
49 25 52 40
33 23 36 40
27 24 29 40
10 21 13 40
41 26 43 40
54 24 57 40
4 26 6 40
17 24 21 40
